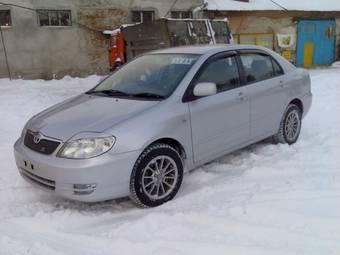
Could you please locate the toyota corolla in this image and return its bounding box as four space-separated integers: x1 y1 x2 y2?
14 45 312 207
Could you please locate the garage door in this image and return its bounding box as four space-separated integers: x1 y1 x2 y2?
296 20 335 67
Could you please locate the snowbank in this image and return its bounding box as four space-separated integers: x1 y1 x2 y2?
332 61 340 68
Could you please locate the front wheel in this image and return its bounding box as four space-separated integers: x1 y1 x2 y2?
273 104 302 145
130 143 183 207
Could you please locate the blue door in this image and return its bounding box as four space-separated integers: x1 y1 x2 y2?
297 20 335 67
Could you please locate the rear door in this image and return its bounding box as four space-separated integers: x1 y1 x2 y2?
186 52 250 163
238 51 287 140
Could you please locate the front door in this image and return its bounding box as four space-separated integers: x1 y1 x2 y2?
188 53 250 163
297 20 336 67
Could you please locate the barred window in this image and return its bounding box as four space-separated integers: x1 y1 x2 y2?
38 10 71 26
131 11 154 23
170 11 192 19
0 10 11 27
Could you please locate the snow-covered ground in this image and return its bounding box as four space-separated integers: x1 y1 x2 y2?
1 69 340 255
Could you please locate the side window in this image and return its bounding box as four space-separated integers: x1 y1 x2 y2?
240 53 274 83
0 10 11 27
272 59 284 76
196 56 240 93
171 11 192 19
131 11 155 23
38 10 72 27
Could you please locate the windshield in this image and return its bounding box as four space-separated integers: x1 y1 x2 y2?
90 53 200 99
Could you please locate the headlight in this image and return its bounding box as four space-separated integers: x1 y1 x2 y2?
21 115 36 139
58 136 115 159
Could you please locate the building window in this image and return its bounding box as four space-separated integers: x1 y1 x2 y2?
131 11 155 23
0 10 11 27
170 11 192 19
38 10 72 26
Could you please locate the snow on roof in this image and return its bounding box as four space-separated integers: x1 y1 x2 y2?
103 30 118 35
102 24 135 35
206 0 340 11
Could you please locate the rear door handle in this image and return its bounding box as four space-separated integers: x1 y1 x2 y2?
238 92 246 101
279 80 284 88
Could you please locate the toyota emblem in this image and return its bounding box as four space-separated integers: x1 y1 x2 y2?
33 133 42 144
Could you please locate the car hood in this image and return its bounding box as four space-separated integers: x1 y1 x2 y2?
27 94 159 141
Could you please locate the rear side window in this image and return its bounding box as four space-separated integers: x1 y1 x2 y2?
272 59 284 76
240 53 274 83
196 56 240 93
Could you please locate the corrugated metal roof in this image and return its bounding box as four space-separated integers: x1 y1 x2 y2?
206 0 340 11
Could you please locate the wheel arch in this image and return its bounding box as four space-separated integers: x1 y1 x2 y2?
289 98 303 114
148 137 187 161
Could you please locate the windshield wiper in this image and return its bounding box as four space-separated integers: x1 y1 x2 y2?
86 89 132 97
131 92 165 99
86 90 165 100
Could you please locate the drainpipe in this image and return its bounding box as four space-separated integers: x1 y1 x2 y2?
0 26 11 80
192 1 208 19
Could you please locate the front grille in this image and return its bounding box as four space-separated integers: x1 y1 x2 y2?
20 167 55 191
24 130 60 155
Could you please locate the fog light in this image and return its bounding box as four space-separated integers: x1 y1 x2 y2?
73 183 97 195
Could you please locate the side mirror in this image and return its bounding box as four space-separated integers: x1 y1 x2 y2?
193 82 217 97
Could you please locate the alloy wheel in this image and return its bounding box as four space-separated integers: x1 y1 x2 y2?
141 155 178 200
284 110 301 142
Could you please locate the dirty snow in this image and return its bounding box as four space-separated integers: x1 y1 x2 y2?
332 61 340 68
206 0 340 11
1 69 340 255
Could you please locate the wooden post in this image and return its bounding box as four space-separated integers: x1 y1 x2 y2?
0 25 11 80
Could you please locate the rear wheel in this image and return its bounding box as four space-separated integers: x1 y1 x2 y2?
130 143 183 207
273 104 302 145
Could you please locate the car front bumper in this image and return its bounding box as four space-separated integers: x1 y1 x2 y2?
14 138 141 202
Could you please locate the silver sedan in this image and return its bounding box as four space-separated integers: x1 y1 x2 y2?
14 45 312 207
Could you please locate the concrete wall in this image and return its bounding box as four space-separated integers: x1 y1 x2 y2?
206 10 340 64
0 0 202 79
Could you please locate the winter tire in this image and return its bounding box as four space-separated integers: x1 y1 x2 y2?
273 104 302 145
130 143 183 207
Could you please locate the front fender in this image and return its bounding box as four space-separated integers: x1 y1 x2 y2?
105 101 193 165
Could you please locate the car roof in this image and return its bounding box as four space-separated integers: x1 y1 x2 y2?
150 44 272 55
149 44 296 74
